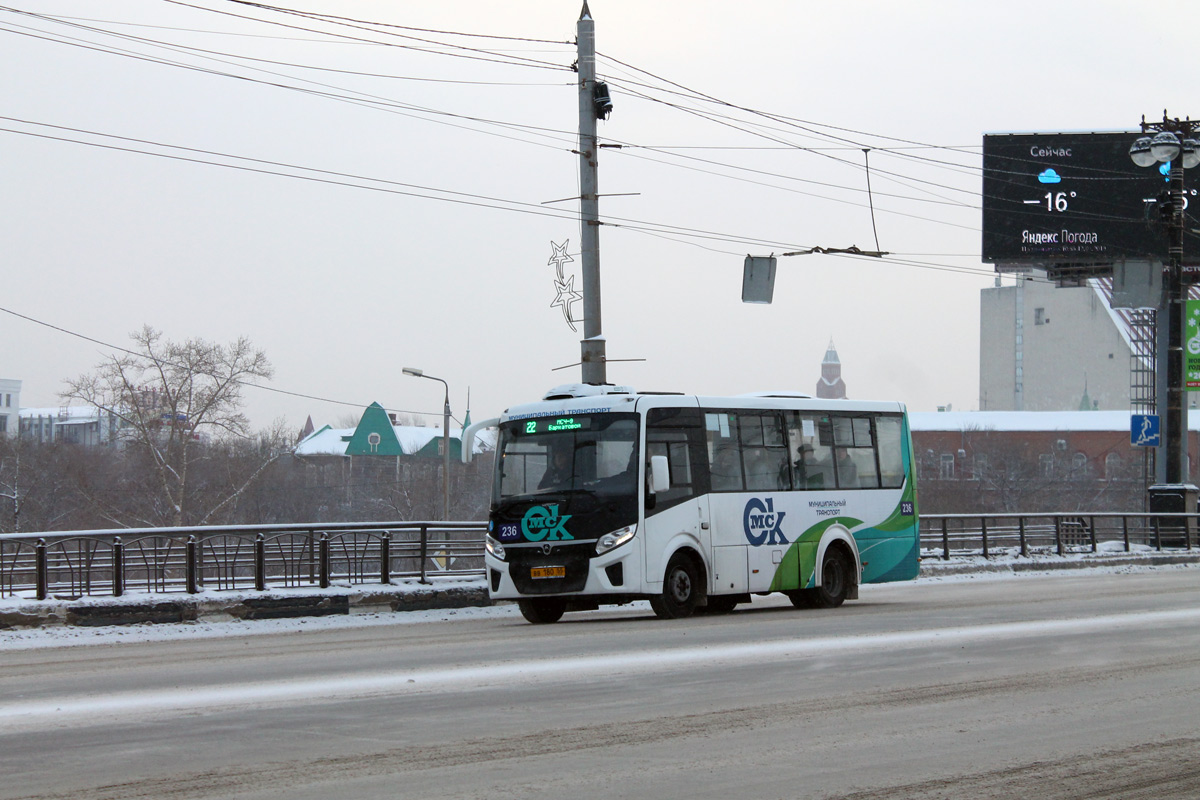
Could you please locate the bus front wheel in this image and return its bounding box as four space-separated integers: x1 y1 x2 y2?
518 597 567 624
649 554 699 619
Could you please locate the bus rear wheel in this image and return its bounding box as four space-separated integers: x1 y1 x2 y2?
788 548 853 609
811 547 852 608
518 597 567 624
649 554 699 619
786 589 816 609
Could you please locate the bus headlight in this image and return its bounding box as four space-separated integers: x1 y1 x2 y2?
485 535 506 560
595 525 636 555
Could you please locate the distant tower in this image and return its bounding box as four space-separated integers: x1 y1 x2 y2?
816 340 847 399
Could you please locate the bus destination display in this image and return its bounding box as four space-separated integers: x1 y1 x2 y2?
522 416 591 435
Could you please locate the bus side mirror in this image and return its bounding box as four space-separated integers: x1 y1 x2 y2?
650 455 670 494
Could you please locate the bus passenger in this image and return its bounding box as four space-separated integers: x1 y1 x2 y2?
835 447 859 488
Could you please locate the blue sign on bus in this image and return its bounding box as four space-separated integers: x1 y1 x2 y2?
1131 414 1160 447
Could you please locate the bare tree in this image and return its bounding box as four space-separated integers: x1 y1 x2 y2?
0 437 30 532
62 326 277 527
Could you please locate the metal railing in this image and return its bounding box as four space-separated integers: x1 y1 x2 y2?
921 512 1197 560
5 513 1193 601
0 521 486 601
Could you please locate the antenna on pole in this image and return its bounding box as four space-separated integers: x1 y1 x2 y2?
577 2 607 384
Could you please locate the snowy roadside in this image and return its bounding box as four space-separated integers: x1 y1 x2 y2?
2 548 1197 649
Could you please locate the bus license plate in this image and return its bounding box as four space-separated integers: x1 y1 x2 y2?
531 566 565 579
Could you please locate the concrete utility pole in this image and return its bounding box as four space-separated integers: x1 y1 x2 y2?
577 1 606 385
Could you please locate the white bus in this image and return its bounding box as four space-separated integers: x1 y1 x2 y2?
464 384 919 624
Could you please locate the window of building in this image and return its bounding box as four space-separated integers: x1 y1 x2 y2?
1104 453 1122 480
1039 453 1054 477
972 454 988 481
367 432 381 453
1072 452 1088 473
1034 307 1047 325
939 453 955 480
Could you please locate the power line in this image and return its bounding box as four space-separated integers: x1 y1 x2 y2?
2 7 999 230
224 0 572 45
0 117 811 253
0 305 441 418
160 0 573 71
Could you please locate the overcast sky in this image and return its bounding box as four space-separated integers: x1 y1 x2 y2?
2 1 1195 432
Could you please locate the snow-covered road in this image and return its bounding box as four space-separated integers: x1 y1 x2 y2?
2 565 1199 800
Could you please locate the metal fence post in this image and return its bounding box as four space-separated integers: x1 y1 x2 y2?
980 518 989 559
35 538 48 601
1153 516 1163 551
941 518 950 560
1089 516 1097 553
419 524 430 584
380 532 391 584
1122 516 1130 552
306 531 316 584
186 535 198 594
319 533 330 589
255 533 266 591
112 536 124 597
1054 516 1064 556
1018 517 1028 558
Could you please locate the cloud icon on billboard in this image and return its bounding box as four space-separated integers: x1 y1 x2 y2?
1037 169 1062 184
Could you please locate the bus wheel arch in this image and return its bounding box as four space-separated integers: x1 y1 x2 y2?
649 548 706 619
815 534 859 607
790 530 860 609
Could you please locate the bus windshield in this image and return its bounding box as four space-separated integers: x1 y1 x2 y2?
494 413 640 504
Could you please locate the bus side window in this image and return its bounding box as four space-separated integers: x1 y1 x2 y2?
647 407 705 514
738 412 789 491
876 415 905 488
789 413 834 490
706 412 744 492
830 415 879 489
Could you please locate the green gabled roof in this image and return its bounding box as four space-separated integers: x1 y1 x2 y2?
300 424 331 446
345 402 403 456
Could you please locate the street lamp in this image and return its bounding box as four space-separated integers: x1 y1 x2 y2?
402 367 451 521
1129 112 1200 512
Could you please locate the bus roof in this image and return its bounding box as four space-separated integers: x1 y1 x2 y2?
498 387 907 422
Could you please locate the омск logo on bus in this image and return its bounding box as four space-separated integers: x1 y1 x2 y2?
521 503 574 542
743 498 788 546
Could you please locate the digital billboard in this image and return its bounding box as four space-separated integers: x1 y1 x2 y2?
981 131 1200 267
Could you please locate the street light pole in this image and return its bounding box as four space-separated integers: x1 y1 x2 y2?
1130 113 1200 510
402 367 451 521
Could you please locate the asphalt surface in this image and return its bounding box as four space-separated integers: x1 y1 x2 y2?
2 567 1199 799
